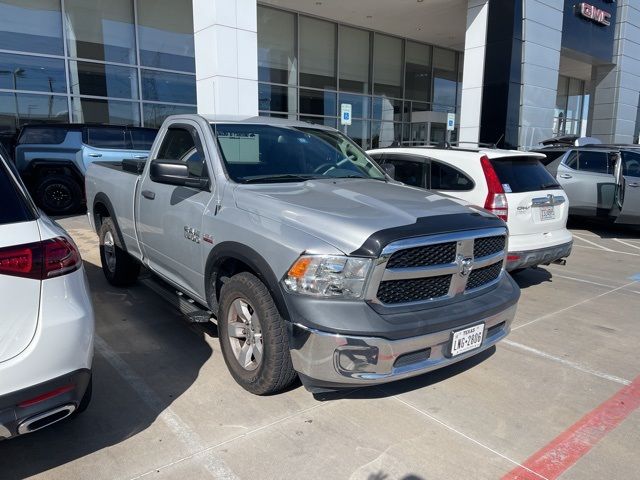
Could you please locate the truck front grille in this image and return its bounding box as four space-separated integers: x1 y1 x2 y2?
387 242 456 268
377 275 451 304
368 228 507 307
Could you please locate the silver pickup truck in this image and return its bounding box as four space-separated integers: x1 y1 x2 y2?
85 114 520 395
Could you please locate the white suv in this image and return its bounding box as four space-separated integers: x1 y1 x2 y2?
0 150 94 440
368 147 573 271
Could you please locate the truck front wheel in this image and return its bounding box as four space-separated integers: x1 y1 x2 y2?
35 174 82 215
99 218 140 286
217 272 297 395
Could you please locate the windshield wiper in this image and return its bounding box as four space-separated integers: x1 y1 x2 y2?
239 174 321 184
539 182 561 190
332 174 386 181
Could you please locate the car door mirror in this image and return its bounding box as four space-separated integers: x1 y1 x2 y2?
150 160 209 190
382 162 395 180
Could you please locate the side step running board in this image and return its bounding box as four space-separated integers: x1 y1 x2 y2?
140 275 214 323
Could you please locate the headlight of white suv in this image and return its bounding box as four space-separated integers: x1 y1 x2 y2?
283 255 372 299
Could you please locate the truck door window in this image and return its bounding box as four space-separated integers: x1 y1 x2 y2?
563 151 578 169
622 151 640 176
156 126 208 178
86 127 128 149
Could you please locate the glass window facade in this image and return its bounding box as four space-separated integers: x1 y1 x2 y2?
257 6 463 149
554 75 588 137
0 0 196 137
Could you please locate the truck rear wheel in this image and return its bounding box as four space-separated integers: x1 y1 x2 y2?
99 218 140 286
217 272 297 395
35 174 82 215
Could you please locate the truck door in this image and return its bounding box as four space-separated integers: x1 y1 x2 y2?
137 122 213 300
613 151 640 225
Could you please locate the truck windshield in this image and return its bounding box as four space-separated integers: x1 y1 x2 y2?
212 123 386 183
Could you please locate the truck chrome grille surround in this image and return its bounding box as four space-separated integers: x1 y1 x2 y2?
386 242 457 268
366 227 507 307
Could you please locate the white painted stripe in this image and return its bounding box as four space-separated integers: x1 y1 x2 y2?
513 281 638 331
551 274 616 289
503 340 631 386
573 245 640 257
572 234 615 251
94 336 238 480
614 238 640 250
387 394 548 480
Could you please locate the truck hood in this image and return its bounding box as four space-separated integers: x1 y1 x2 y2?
233 179 501 255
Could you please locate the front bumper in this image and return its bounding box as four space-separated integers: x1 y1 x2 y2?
507 241 573 271
289 303 516 391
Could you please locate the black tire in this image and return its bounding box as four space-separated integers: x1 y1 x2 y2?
75 376 92 414
35 174 82 215
99 218 140 286
217 272 297 395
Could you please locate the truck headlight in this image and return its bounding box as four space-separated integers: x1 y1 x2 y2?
283 255 372 299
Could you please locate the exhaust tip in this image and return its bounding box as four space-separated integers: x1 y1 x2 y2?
17 404 76 435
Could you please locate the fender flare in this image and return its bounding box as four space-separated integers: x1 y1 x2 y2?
92 192 128 251
26 160 84 185
205 241 290 321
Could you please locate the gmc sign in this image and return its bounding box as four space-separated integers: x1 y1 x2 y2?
577 2 612 26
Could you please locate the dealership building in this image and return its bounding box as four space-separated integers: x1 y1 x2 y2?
0 0 638 150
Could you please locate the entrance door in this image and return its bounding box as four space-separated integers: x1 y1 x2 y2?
614 151 640 225
137 122 213 300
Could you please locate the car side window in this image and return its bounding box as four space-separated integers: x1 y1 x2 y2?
156 126 208 178
430 160 474 191
383 155 425 188
576 151 610 174
18 127 68 145
86 127 128 149
564 151 578 169
622 151 640 177
129 128 158 150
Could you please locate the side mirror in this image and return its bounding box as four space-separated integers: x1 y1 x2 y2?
382 163 396 180
149 160 209 190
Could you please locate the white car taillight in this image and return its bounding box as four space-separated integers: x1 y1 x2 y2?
0 237 82 280
480 155 508 221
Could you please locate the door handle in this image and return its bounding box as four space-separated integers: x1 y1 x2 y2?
134 155 147 159
629 182 640 188
89 153 102 158
559 174 572 179
141 190 155 200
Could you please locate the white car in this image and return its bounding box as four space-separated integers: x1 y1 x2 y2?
368 147 573 271
0 150 94 440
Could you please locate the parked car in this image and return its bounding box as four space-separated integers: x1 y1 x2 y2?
543 145 640 225
0 149 94 440
368 147 573 272
85 114 520 395
531 135 603 165
14 124 158 215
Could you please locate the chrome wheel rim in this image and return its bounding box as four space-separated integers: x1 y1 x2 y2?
103 231 116 273
227 298 263 371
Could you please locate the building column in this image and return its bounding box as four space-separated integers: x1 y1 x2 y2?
459 0 489 147
192 0 259 116
589 0 640 144
518 0 564 149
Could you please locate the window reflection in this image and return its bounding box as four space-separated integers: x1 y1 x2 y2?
432 48 457 110
65 0 136 64
143 103 196 128
0 53 65 93
259 83 297 114
258 6 296 85
138 0 195 72
0 92 68 132
405 41 431 102
69 61 138 99
300 89 336 117
373 34 402 99
339 26 370 94
71 97 140 125
141 70 196 105
0 0 63 55
300 16 336 89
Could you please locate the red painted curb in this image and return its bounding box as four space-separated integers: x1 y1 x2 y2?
502 375 640 480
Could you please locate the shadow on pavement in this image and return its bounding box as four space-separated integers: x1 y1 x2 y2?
510 267 553 289
567 216 640 238
0 261 214 480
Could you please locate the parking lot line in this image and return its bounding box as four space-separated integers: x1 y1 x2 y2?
94 336 239 480
385 393 546 480
502 340 631 386
512 281 637 332
571 234 615 252
572 244 640 257
547 273 617 289
613 238 640 250
501 375 640 480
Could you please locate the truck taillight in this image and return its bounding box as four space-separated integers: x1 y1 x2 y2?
0 237 81 280
480 155 508 221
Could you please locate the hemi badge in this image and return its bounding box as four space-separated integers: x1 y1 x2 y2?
203 234 214 244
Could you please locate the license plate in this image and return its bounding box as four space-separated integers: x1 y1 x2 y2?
450 324 485 357
540 206 555 221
